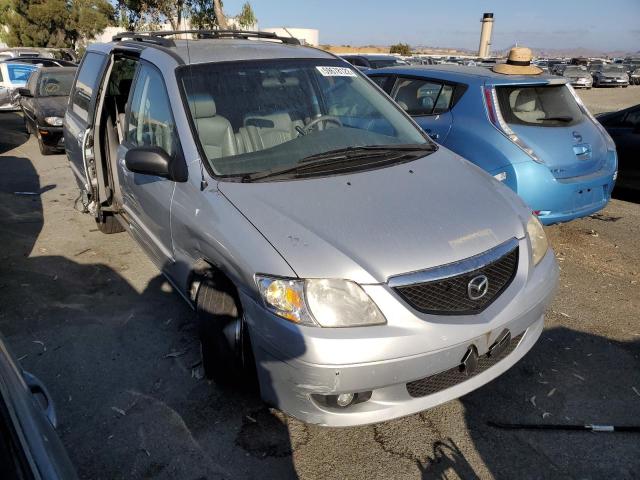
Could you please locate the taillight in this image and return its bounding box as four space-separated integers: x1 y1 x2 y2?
482 85 543 164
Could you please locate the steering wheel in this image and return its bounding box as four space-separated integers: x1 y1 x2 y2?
303 115 342 134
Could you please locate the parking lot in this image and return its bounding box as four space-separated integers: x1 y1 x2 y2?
0 87 639 479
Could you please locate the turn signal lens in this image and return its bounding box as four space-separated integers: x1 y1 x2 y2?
256 276 311 325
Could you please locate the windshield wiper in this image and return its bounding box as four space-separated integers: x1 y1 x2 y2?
241 144 436 182
537 116 573 123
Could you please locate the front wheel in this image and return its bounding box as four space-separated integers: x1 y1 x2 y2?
196 275 255 386
95 212 125 234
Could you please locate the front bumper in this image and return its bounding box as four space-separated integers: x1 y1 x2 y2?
243 239 559 426
37 125 64 149
597 78 629 86
569 78 592 88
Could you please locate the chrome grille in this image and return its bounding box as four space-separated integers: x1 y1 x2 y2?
392 244 518 315
406 333 524 398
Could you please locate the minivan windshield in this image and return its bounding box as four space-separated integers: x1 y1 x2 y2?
495 85 583 127
178 58 431 179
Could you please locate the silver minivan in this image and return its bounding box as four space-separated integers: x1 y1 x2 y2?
64 31 558 427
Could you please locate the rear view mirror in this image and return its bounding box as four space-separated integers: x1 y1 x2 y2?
125 147 172 178
17 88 32 97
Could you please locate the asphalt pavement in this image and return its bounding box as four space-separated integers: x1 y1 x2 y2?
1 109 639 480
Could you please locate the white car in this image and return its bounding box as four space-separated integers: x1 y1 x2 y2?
0 62 38 110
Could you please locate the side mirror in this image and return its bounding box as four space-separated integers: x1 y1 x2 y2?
17 88 32 97
125 147 172 179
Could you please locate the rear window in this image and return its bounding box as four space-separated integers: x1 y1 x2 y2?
7 64 36 84
496 85 583 127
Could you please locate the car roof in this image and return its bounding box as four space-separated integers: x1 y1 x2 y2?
36 66 77 73
368 64 566 86
90 37 336 65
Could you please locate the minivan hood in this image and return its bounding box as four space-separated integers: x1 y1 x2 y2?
219 150 526 284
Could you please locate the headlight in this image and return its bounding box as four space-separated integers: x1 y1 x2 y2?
256 276 386 327
44 116 63 126
526 215 549 266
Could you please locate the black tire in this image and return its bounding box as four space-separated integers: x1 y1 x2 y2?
95 213 125 234
196 275 255 386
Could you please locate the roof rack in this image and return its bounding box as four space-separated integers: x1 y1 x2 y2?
112 29 301 47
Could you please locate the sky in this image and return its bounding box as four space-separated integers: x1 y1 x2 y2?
223 0 640 53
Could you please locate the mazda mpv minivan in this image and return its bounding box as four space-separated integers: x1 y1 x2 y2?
63 31 558 426
368 65 618 224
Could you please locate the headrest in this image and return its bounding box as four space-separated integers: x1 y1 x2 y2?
188 92 216 119
513 90 538 113
419 96 435 111
262 77 300 88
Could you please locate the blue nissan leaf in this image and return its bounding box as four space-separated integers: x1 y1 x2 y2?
367 65 617 224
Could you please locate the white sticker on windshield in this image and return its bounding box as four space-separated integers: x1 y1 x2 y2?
316 66 357 77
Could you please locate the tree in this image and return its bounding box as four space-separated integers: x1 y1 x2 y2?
390 43 411 56
236 2 256 29
212 0 226 28
2 0 114 48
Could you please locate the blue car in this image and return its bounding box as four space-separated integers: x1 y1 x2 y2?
367 65 617 224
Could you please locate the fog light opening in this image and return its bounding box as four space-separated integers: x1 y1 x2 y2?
336 393 354 407
312 391 372 409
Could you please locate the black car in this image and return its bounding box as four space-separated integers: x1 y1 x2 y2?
598 104 640 191
10 57 77 68
19 67 76 154
0 333 77 480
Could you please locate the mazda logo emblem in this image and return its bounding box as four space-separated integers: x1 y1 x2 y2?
468 275 489 300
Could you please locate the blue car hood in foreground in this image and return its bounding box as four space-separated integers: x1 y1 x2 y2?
220 149 527 284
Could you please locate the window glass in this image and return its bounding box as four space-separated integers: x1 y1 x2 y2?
127 63 176 156
370 75 390 89
7 64 36 84
393 78 442 115
179 58 429 177
37 70 75 97
496 85 583 127
433 84 454 113
26 71 38 92
71 52 107 122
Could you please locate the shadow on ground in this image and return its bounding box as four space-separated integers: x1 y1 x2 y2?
0 146 297 479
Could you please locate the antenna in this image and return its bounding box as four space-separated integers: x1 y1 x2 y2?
182 13 209 191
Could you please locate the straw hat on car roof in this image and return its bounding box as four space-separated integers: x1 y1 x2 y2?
492 47 543 75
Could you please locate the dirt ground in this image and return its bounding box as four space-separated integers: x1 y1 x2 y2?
0 87 639 480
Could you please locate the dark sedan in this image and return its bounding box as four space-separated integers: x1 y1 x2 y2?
598 104 640 192
19 67 76 154
0 333 77 479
